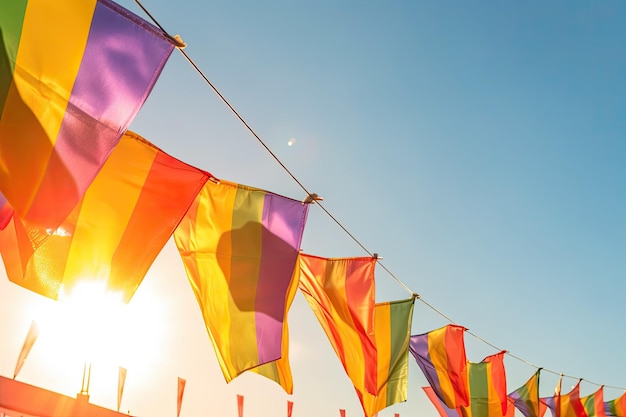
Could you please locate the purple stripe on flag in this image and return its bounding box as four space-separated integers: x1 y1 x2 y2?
410 334 446 400
255 193 307 363
26 0 174 224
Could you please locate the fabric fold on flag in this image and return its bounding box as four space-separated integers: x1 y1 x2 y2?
0 0 175 230
544 379 588 417
0 131 209 302
460 351 508 417
174 180 308 383
298 253 378 397
581 387 606 417
358 297 416 417
508 369 542 417
605 392 626 417
409 324 470 409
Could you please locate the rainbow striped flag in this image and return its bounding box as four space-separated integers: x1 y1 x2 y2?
409 325 470 409
544 380 588 417
460 351 508 417
0 0 174 230
581 387 606 417
605 393 626 417
174 180 308 382
298 254 378 397
508 369 542 417
0 131 208 302
358 297 416 417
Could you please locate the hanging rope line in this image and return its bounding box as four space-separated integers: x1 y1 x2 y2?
133 0 624 393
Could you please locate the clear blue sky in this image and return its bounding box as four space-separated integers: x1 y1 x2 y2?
1 1 625 417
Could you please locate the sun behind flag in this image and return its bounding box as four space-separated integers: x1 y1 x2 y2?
0 0 175 231
0 131 209 302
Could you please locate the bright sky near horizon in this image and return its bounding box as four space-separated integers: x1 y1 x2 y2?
1 1 625 417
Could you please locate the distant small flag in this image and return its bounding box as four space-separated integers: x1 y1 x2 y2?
340 409 346 417
13 320 38 379
177 377 186 417
238 394 245 417
117 367 126 412
288 400 294 417
395 414 400 417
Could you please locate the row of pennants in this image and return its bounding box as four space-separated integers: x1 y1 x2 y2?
1 1 623 417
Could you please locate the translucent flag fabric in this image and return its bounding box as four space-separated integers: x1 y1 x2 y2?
0 0 175 230
410 324 470 409
298 254 378 396
358 297 415 417
0 131 209 302
249 264 298 394
174 180 308 382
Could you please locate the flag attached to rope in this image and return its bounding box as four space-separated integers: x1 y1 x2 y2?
0 0 175 230
13 320 38 379
410 324 470 409
581 387 606 417
298 253 378 396
460 351 508 417
508 369 542 417
174 180 308 382
544 379 588 417
0 131 209 302
358 297 415 417
605 392 626 417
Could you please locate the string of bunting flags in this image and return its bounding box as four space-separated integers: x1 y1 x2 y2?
0 1 623 417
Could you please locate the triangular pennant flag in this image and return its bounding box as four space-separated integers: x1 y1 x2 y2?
117 367 127 412
174 180 308 382
238 394 245 417
0 131 208 302
0 0 175 231
177 377 186 417
288 400 294 417
340 409 346 417
13 320 38 379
